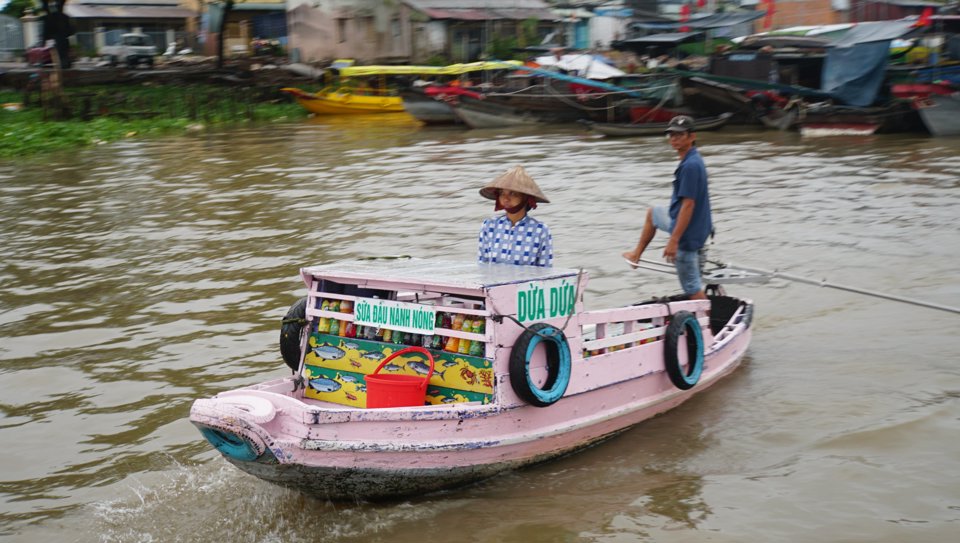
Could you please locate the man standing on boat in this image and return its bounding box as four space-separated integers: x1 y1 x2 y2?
622 115 713 300
478 165 553 267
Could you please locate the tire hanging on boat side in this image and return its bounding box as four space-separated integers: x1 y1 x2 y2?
280 297 308 372
663 310 705 390
509 322 572 407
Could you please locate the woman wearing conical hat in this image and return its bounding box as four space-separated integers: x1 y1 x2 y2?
477 165 553 267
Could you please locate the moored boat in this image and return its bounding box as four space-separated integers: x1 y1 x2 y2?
798 100 925 136
280 86 405 115
583 112 734 137
913 91 960 136
449 92 562 128
283 61 521 116
190 259 753 500
399 85 483 125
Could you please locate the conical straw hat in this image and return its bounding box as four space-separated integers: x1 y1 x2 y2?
479 165 550 204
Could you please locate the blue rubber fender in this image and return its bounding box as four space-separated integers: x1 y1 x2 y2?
664 310 705 390
509 322 572 407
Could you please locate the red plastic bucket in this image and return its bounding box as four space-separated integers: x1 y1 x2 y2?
365 346 435 408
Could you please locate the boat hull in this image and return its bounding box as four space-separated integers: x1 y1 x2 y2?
191 321 751 500
219 427 629 500
915 92 960 136
585 112 733 137
282 87 406 115
450 89 610 128
799 100 925 135
400 89 460 124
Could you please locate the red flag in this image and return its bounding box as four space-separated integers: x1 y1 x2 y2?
915 6 933 27
762 0 776 30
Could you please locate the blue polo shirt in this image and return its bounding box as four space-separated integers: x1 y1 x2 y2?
668 147 713 251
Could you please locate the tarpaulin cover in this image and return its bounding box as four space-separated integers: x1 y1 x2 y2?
828 18 922 48
533 54 624 79
821 41 891 106
821 18 924 106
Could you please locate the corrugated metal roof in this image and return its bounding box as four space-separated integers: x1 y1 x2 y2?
617 31 705 45
65 5 197 19
232 4 286 11
417 7 554 20
632 11 766 31
406 0 550 8
405 0 554 20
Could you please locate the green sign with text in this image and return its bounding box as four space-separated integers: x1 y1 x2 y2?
354 298 436 335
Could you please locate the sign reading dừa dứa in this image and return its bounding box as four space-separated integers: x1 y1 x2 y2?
353 298 437 335
516 277 577 323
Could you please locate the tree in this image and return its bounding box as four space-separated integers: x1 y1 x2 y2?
206 0 241 70
1 0 37 18
217 0 234 69
39 0 74 69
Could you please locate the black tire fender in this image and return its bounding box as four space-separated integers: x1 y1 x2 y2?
509 322 572 407
279 297 308 372
664 311 705 390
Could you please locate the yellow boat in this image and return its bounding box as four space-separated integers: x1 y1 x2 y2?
282 61 520 115
280 87 405 114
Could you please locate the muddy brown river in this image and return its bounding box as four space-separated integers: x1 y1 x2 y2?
1 116 958 542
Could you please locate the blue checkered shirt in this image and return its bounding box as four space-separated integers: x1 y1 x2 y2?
478 214 553 267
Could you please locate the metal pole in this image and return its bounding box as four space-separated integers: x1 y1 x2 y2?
630 258 960 314
726 262 960 315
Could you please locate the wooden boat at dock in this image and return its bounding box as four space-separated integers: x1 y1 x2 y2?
282 61 520 116
913 90 960 136
280 86 405 115
798 99 925 136
399 85 483 125
583 112 734 137
189 259 754 500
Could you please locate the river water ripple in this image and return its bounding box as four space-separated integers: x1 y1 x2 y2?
1 117 958 543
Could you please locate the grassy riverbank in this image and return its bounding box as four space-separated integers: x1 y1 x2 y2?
0 85 305 159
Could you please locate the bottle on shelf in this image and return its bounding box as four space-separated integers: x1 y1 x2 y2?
468 318 485 356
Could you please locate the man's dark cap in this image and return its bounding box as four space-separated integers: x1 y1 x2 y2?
665 115 696 133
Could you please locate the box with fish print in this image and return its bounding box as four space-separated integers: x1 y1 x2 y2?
303 332 494 406
303 366 492 408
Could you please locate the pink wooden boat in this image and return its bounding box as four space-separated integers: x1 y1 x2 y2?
189 259 754 499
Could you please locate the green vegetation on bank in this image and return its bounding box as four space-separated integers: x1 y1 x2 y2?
0 84 305 159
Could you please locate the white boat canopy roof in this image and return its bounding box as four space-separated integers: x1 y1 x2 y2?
301 259 581 290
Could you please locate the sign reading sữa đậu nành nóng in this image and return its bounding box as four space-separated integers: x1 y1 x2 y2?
516 277 577 324
353 297 437 335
